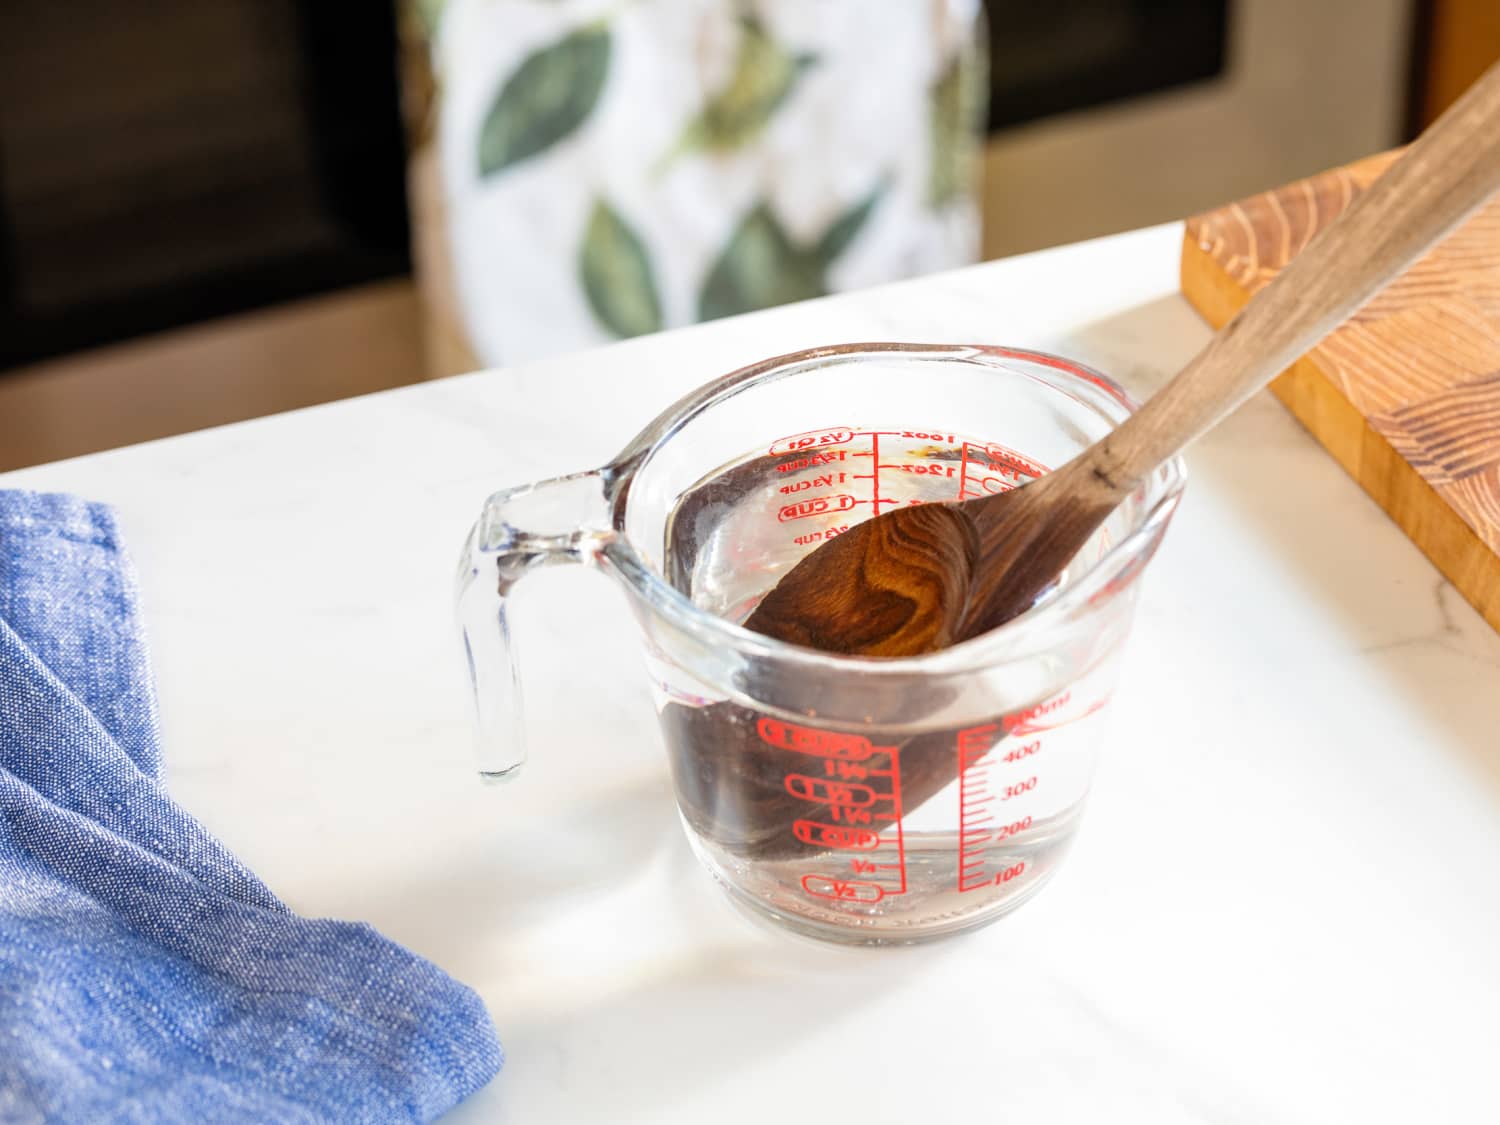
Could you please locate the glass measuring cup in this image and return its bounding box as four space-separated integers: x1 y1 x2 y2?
457 344 1185 944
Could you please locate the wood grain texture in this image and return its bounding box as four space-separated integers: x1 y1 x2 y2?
743 503 979 657
741 470 1120 659
1182 149 1500 632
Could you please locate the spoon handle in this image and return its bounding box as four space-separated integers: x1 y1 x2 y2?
1082 59 1500 497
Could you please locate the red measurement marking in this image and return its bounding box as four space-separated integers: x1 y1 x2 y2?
870 432 881 514
776 450 847 473
979 474 1023 496
993 816 1033 842
791 525 850 547
801 874 885 903
793 819 881 850
1004 694 1109 736
777 472 846 495
1002 740 1040 763
785 774 877 806
827 805 873 825
953 441 1052 498
887 742 908 895
958 725 998 756
1002 776 1038 800
822 759 869 780
957 723 999 892
756 718 874 759
881 463 959 477
898 430 958 442
1002 692 1071 734
770 428 853 455
777 494 857 522
979 443 1047 480
779 723 908 899
995 862 1026 886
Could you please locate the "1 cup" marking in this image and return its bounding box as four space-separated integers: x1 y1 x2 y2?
792 819 881 850
777 494 858 522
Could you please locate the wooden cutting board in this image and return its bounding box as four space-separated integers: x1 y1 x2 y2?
1181 150 1500 634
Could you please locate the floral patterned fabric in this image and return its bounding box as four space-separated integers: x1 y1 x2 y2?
412 0 986 366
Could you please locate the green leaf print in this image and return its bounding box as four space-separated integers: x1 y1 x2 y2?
698 205 823 322
928 44 985 207
815 177 890 262
580 199 664 339
659 16 817 172
477 25 611 177
699 184 886 322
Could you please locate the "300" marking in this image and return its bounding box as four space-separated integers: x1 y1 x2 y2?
1001 776 1038 801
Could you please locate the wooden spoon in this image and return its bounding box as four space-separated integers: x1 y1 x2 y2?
747 59 1500 658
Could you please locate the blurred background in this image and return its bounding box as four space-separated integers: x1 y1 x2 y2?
0 0 1494 472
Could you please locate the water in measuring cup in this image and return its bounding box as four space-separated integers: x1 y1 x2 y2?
656 427 1117 942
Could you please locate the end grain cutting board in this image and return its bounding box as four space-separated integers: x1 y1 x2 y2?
1181 150 1500 634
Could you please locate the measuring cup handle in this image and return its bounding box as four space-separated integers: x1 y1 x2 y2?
456 470 613 781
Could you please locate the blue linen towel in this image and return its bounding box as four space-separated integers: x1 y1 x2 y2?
0 491 502 1122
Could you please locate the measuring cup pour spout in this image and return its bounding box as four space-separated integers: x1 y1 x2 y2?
457 470 614 781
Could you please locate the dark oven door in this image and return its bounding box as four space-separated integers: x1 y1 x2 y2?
0 1 409 371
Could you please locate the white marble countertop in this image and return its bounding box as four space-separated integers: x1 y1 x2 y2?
6 223 1500 1123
